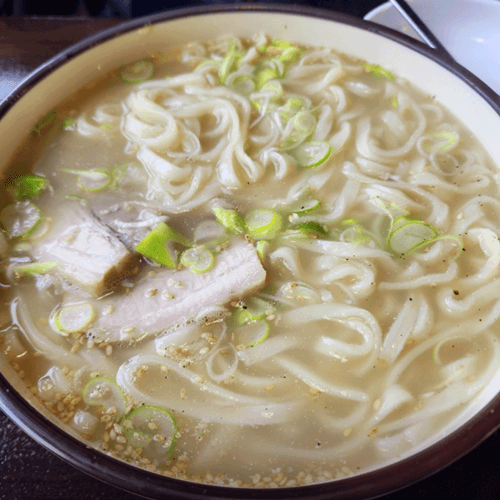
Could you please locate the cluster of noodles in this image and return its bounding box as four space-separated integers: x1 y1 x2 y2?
6 34 500 484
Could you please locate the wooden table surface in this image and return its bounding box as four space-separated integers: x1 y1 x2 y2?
1 13 500 500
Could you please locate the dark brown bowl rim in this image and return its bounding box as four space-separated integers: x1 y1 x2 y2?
1 4 500 500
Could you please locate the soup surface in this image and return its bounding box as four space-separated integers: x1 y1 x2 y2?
1 34 500 488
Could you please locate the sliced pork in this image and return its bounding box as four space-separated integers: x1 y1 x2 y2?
31 202 137 297
88 241 266 343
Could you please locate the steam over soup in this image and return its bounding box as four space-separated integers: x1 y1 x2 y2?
2 33 500 487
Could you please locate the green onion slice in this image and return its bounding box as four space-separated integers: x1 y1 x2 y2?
388 219 439 257
53 302 95 336
120 60 154 84
135 222 190 268
236 320 270 347
256 68 279 89
82 376 128 419
13 175 48 201
235 297 274 325
279 46 302 62
60 168 112 192
13 261 58 278
123 405 178 456
256 240 270 261
219 43 242 84
180 246 215 273
226 74 256 96
434 132 459 151
213 207 247 235
282 111 317 149
33 109 57 135
296 221 328 238
245 209 283 239
293 141 331 168
63 117 77 131
364 63 395 80
290 198 321 214
0 201 42 239
280 96 308 121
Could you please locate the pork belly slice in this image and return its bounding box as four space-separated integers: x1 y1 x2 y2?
31 202 137 297
89 241 266 343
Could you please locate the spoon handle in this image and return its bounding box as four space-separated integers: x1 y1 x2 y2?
389 0 455 60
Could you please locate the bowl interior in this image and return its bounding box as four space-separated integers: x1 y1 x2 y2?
1 6 500 499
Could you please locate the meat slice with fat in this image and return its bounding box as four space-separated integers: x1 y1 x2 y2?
31 202 137 297
88 241 267 343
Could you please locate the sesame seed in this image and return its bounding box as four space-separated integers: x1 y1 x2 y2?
162 291 175 300
147 288 158 297
104 305 114 316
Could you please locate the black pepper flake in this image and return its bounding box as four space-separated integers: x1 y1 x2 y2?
453 290 460 295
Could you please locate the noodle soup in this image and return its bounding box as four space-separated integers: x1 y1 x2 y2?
1 33 500 487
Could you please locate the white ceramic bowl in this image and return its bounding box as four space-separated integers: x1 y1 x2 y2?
364 0 500 95
0 5 499 499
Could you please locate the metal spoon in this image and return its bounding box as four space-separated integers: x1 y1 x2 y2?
389 0 455 61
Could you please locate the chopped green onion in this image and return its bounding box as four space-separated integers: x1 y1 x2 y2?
82 376 128 420
256 240 270 261
290 198 321 214
295 221 328 238
259 39 294 54
227 74 256 95
245 209 283 239
180 246 215 273
293 141 331 168
364 63 395 80
236 320 270 347
135 222 190 268
434 132 459 151
60 168 112 192
219 43 242 83
123 405 178 456
0 201 42 239
120 60 154 84
256 68 279 89
33 109 57 135
279 46 302 62
388 218 439 257
282 111 317 149
280 96 308 121
259 40 302 63
13 261 58 278
13 175 48 201
53 302 95 335
63 117 77 131
213 207 246 235
391 96 398 108
260 80 284 99
235 297 274 325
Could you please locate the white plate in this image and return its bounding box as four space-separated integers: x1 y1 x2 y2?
365 0 500 95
